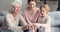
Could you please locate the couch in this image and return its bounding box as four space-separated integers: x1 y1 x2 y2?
48 11 60 32
0 11 60 32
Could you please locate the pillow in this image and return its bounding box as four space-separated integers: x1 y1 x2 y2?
48 11 60 27
48 12 55 27
54 12 60 27
1 11 8 16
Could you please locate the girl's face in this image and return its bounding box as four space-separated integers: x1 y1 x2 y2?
40 7 46 17
12 4 21 14
28 1 36 9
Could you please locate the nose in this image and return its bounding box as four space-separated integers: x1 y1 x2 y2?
41 11 44 14
15 7 18 10
31 5 33 7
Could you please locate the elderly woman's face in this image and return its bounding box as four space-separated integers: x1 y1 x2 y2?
12 4 21 14
40 7 46 17
28 1 36 8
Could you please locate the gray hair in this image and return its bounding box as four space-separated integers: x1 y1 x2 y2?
11 0 22 6
9 0 22 13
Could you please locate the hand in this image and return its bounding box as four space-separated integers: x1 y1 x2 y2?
22 25 28 30
33 23 40 27
28 24 37 30
28 25 34 30
33 24 38 29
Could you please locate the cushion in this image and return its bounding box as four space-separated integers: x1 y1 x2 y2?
0 11 8 16
51 27 60 32
48 11 60 27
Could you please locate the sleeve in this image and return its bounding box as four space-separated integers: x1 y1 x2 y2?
22 10 32 25
34 16 51 32
46 16 51 27
33 16 51 27
45 16 51 32
19 15 28 26
6 14 22 31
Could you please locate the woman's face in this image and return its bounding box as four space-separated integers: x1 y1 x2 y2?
40 7 46 17
12 4 21 14
28 1 36 9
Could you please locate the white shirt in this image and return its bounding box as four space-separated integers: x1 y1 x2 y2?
37 15 51 32
6 13 28 32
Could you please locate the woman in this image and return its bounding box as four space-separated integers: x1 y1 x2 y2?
23 0 40 25
23 1 40 32
6 0 28 32
34 4 51 32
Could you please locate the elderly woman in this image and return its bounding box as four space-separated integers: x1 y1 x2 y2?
34 4 51 32
23 0 40 32
6 0 28 32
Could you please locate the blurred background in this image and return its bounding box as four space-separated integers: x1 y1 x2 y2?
0 0 60 11
0 0 60 32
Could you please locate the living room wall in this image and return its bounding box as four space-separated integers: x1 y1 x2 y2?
0 0 28 12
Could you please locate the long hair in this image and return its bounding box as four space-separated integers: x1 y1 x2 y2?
28 0 36 4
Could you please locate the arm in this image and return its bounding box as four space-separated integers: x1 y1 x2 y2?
33 16 51 28
19 15 28 25
23 10 32 25
6 14 22 30
45 16 51 32
36 16 51 32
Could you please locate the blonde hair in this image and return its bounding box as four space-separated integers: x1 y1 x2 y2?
40 4 49 14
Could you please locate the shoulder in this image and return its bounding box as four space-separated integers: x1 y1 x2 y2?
35 7 40 13
5 13 13 20
35 7 40 12
5 13 12 21
6 13 11 17
47 15 51 21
